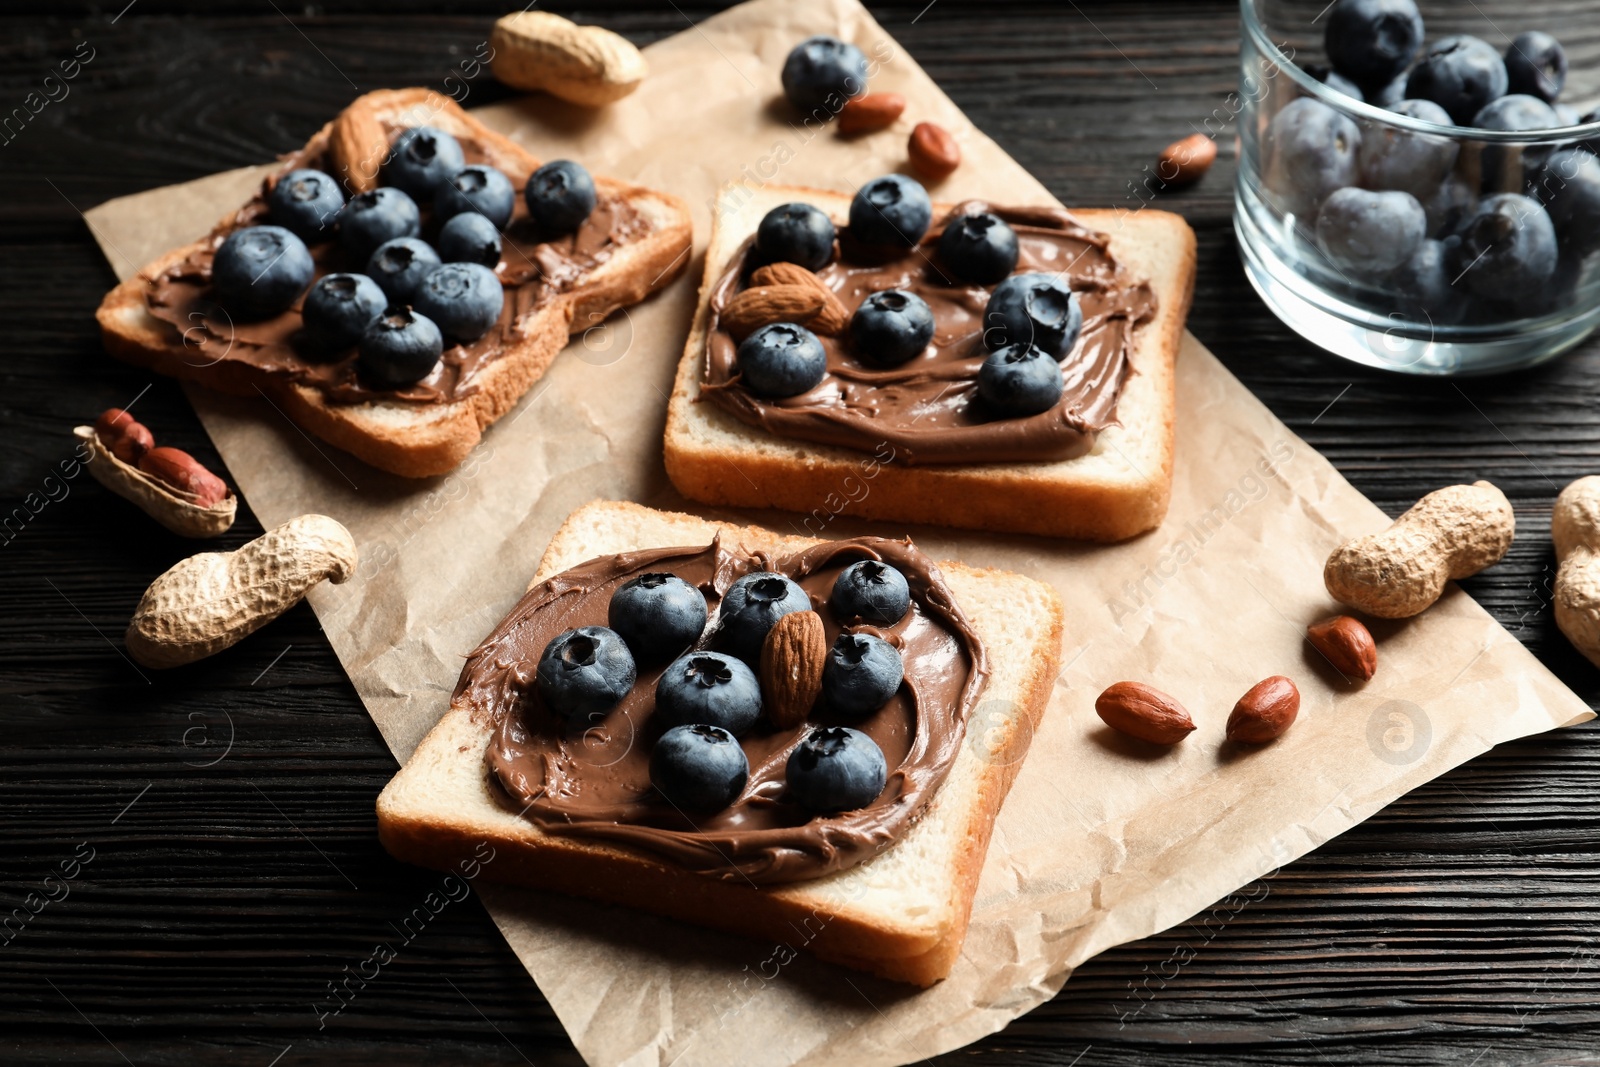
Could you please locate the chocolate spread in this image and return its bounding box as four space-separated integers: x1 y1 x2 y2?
454 535 989 885
143 136 650 405
701 201 1158 465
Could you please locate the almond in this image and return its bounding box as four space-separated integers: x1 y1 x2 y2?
1157 133 1217 187
759 610 826 730
1225 676 1300 743
722 285 824 341
750 262 849 332
1306 615 1377 681
721 278 848 341
1094 682 1196 745
837 92 906 134
327 102 387 194
908 121 961 180
749 262 822 289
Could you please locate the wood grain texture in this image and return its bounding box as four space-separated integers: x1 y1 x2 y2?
2 2 1599 1064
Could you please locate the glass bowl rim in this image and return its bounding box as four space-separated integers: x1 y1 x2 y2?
1239 0 1600 144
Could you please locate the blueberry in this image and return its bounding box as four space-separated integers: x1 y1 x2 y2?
382 126 466 200
1533 148 1600 255
849 289 934 366
780 35 869 115
716 571 810 661
608 572 708 662
1324 71 1364 102
1452 193 1559 300
1504 31 1566 104
365 237 441 305
1391 237 1467 325
1368 70 1411 109
1323 0 1423 92
1581 109 1600 157
983 272 1082 357
358 307 443 388
1263 97 1362 218
1421 173 1476 237
1406 36 1508 125
1518 246 1584 318
1554 104 1582 127
655 652 762 736
829 560 910 625
977 344 1064 418
211 225 314 320
822 633 903 715
785 726 887 814
848 174 933 248
535 626 636 720
1315 187 1426 274
435 164 516 228
1303 63 1365 102
524 160 597 237
756 202 836 271
301 272 386 352
267 168 344 244
339 187 422 261
1474 93 1563 180
651 724 748 812
437 212 502 267
412 262 504 342
736 322 827 398
1358 99 1458 200
937 212 1019 284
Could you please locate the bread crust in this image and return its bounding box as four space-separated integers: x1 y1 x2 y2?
376 500 1063 986
96 88 694 478
663 185 1197 540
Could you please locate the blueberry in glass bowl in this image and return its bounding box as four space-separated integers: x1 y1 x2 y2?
1237 0 1600 375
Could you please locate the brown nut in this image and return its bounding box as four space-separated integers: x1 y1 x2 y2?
95 408 153 464
1552 475 1600 668
1094 681 1196 745
1306 615 1377 681
837 92 906 133
1225 676 1300 743
490 11 648 106
759 610 826 730
326 100 387 194
138 447 229 509
749 262 849 331
1325 481 1514 618
908 121 961 180
76 425 235 538
1157 133 1217 187
126 514 357 669
720 276 848 340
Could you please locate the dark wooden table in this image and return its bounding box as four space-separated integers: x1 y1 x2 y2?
4 2 1599 1064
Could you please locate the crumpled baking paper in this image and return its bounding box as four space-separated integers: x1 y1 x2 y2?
83 1 1594 1063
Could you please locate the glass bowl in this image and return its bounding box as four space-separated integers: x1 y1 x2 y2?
1236 0 1600 375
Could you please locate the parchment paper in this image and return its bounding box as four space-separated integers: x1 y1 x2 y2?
83 1 1595 1063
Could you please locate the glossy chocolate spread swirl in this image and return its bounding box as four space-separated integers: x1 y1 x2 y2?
455 535 989 884
701 201 1157 466
143 136 649 405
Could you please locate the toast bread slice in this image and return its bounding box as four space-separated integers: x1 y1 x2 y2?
97 89 693 478
663 185 1196 541
376 499 1063 986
